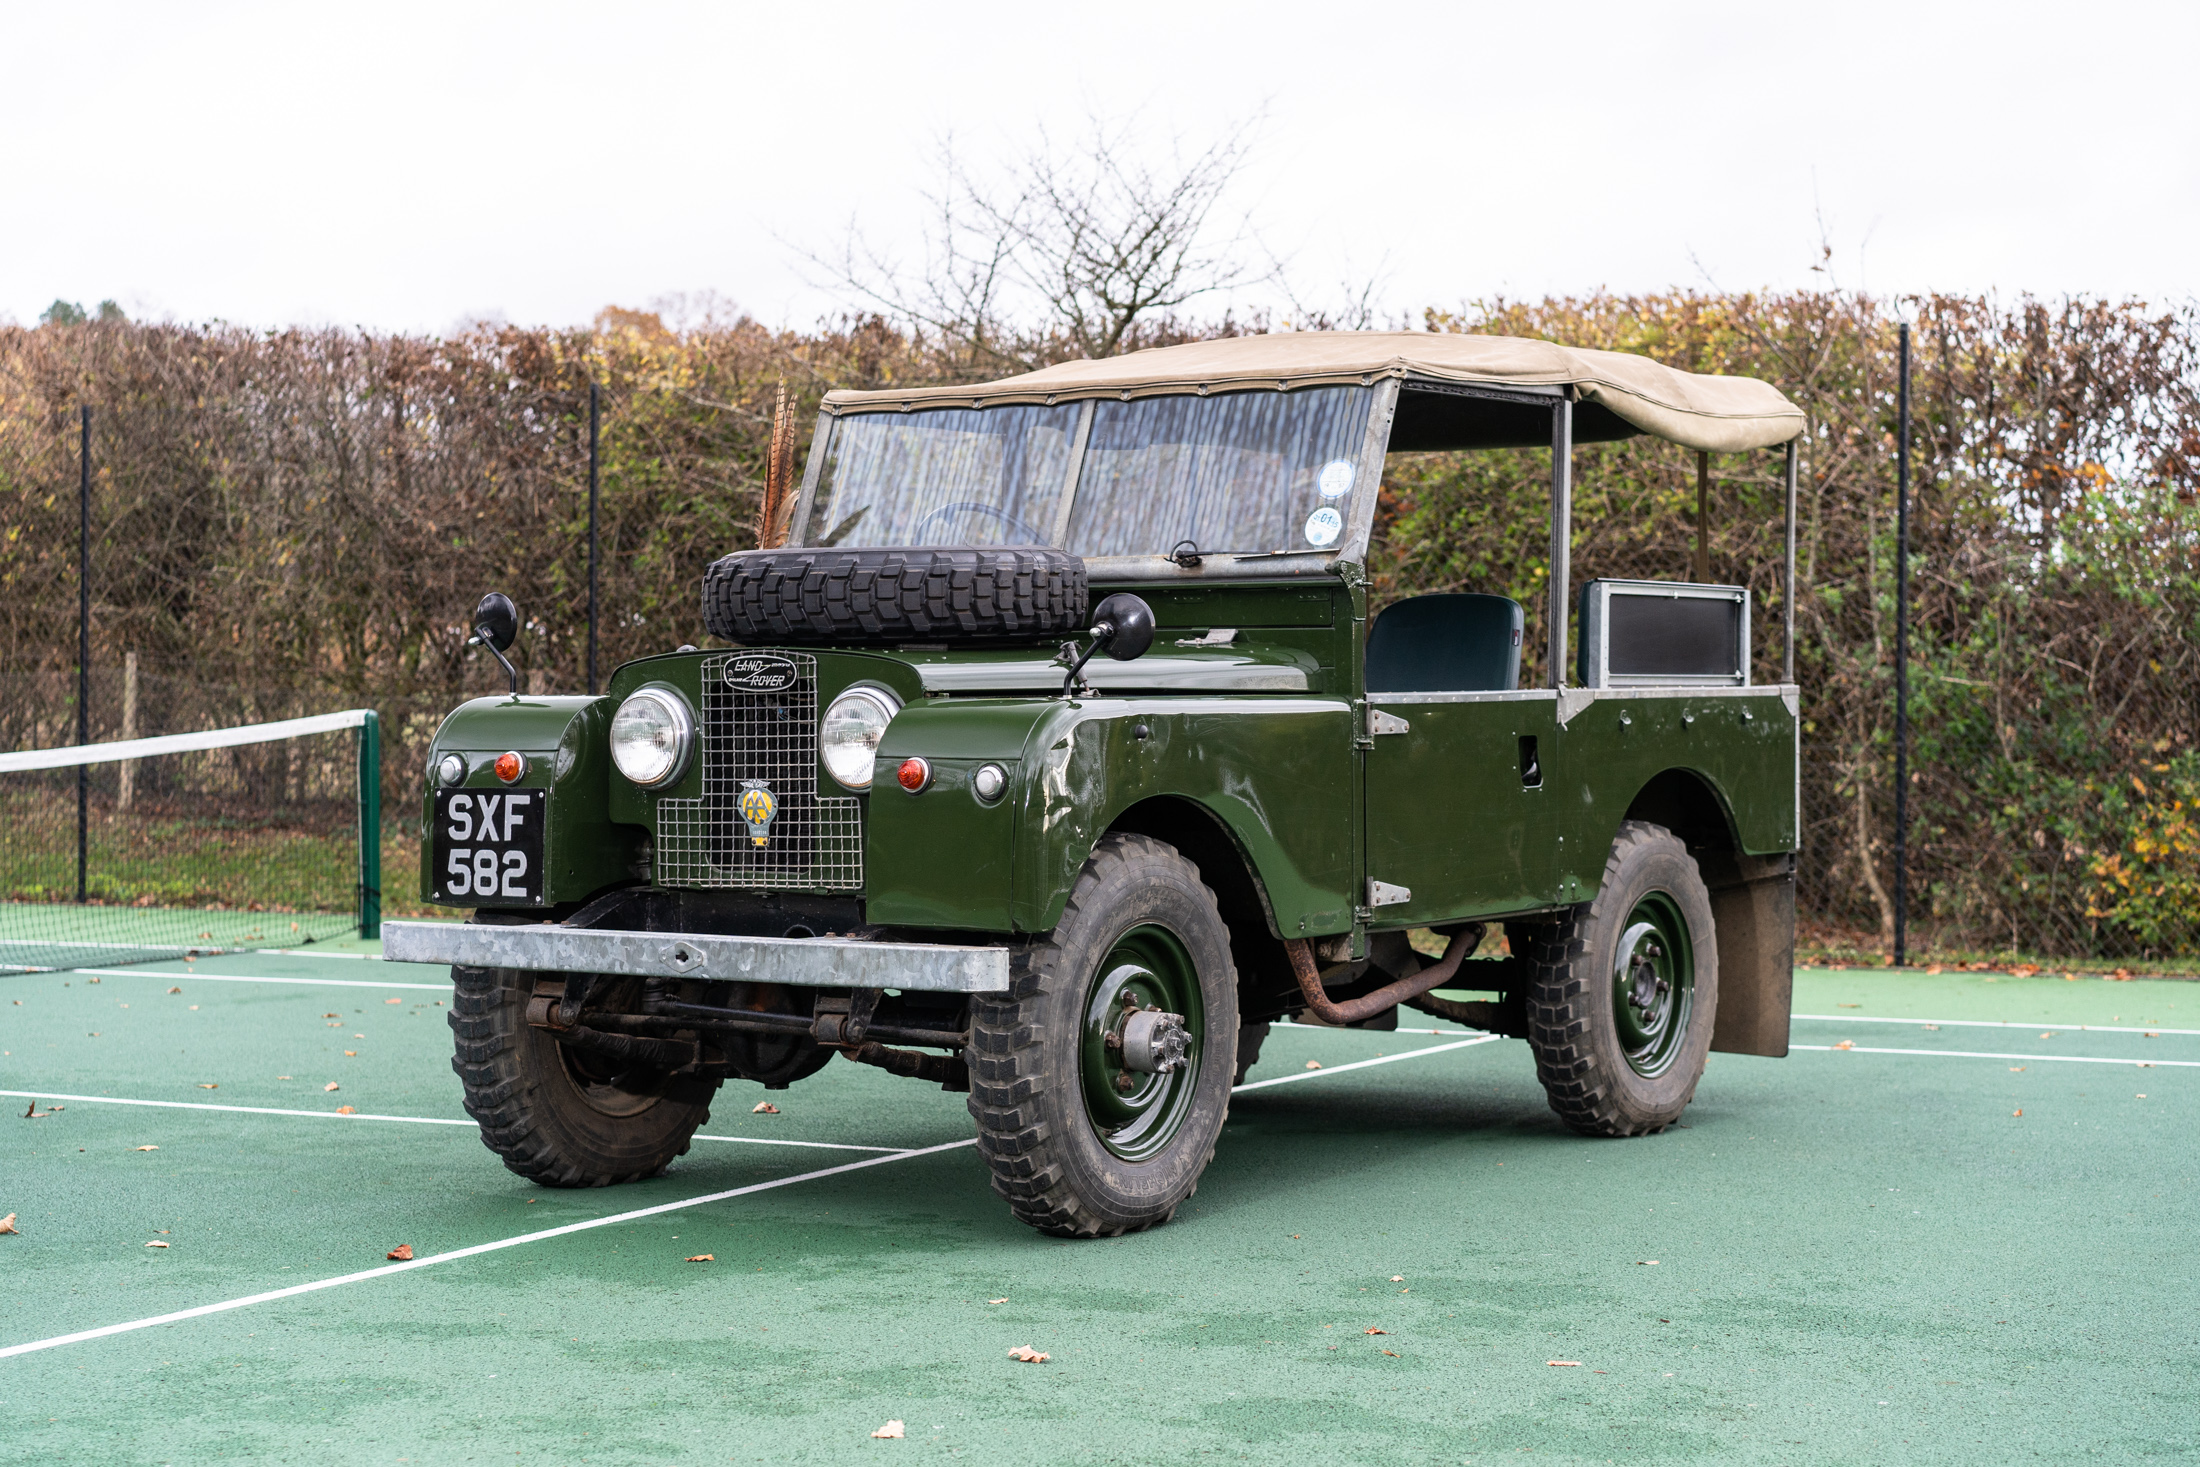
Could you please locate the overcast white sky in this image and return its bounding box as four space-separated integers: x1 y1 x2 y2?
3 0 2193 334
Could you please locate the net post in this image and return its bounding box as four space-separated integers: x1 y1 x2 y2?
358 710 382 940
77 404 91 905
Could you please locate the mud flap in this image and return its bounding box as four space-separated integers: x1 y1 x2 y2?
1701 851 1795 1058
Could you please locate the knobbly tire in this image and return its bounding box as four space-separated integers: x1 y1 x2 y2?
702 546 1087 646
1523 820 1719 1137
966 833 1239 1237
449 965 720 1186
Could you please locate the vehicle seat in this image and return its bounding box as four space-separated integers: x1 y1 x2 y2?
1364 593 1524 693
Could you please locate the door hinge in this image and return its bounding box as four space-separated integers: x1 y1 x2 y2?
1368 708 1410 737
1367 879 1412 907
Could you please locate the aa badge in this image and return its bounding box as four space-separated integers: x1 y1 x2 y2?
737 780 777 847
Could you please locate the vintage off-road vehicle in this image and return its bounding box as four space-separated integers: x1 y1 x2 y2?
384 332 1806 1237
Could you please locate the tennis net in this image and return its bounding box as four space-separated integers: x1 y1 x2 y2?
0 710 381 972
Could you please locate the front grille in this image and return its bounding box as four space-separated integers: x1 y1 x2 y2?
656 651 863 891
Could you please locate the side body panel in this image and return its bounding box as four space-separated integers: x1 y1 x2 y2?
1362 692 1566 923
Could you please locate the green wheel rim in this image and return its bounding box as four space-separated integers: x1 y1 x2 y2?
1080 923 1205 1162
1610 892 1695 1078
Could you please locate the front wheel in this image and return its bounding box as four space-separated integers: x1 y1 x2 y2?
1522 821 1719 1136
449 965 720 1186
966 833 1238 1237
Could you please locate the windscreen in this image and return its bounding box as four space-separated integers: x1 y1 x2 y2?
1064 385 1373 557
807 403 1079 548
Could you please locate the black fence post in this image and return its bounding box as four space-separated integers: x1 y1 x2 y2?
588 381 600 696
1893 323 1911 967
76 404 90 904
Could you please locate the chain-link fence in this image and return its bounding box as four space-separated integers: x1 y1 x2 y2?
6 300 2198 961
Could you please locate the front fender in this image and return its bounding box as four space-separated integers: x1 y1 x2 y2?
420 694 644 907
866 695 1356 939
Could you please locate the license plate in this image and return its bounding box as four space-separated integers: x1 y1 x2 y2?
431 788 547 904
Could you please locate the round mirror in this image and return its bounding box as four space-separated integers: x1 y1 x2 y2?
473 592 519 652
1092 593 1156 662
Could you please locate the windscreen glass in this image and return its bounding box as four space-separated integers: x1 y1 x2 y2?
808 403 1079 548
1064 385 1372 557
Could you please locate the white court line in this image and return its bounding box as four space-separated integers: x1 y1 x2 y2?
1277 1019 1483 1038
0 1089 908 1151
1793 1044 2200 1068
41 967 449 991
1797 1013 2200 1037
1233 1035 1503 1091
0 1138 980 1361
1 1031 1497 1360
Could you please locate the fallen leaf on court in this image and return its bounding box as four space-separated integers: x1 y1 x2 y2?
2112 969 2133 981
198 1083 218 1089
277 1076 291 1080
1007 1346 1049 1363
387 1244 413 1260
1923 1023 1940 1031
2136 1094 2147 1099
2139 1062 2155 1068
1390 1275 1404 1281
2013 1109 2023 1117
2039 1032 2054 1039
1304 1060 1322 1070
1833 1040 1855 1050
385 997 402 1005
2010 1067 2025 1072
1365 1327 1388 1335
324 1082 340 1092
2146 1031 2160 1038
686 1254 715 1263
167 986 181 994
1382 1348 1400 1357
336 1105 356 1114
145 1240 169 1248
344 1051 357 1057
871 1421 905 1439
988 1298 1008 1305
1548 1360 1581 1367
1637 1260 1659 1266
1925 965 1943 975
323 1013 340 1018
752 1102 779 1114
134 1145 159 1151
0 1214 17 1234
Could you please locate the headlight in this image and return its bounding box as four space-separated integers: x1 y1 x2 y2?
609 687 694 788
820 686 901 791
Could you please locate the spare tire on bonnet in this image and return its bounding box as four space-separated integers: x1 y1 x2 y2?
701 546 1089 646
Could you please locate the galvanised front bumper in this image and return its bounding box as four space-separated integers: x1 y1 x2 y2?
380 920 1011 993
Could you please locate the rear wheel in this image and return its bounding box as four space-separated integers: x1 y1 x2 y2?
966 833 1238 1237
1523 821 1718 1136
449 965 719 1186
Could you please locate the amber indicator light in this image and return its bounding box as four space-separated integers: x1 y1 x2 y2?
493 750 526 783
897 756 931 793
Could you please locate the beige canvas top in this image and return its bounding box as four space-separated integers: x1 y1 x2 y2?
823 331 1804 453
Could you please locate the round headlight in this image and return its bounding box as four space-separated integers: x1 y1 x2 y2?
820 686 901 791
609 687 694 788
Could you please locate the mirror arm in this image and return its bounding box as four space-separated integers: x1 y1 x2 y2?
1059 626 1114 698
470 624 521 695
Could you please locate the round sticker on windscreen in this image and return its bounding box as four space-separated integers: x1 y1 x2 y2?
1303 506 1343 548
1317 459 1355 498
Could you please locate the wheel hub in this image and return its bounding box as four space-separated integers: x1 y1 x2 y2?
1081 926 1205 1161
1610 896 1694 1079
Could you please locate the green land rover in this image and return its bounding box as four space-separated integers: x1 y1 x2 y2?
383 331 1807 1238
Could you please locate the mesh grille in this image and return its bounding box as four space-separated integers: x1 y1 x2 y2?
656 651 863 891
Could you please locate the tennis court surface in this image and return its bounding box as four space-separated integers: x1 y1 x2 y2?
5 949 2196 1464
